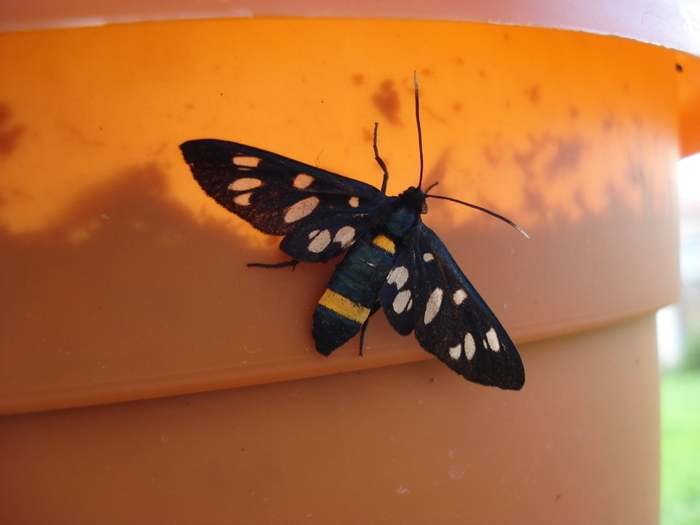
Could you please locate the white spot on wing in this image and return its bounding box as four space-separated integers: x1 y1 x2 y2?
423 253 434 262
453 289 467 305
349 196 360 208
230 178 262 191
387 266 409 289
464 333 476 359
234 192 253 206
423 288 444 325
333 226 355 247
486 328 500 352
308 230 331 253
284 196 320 223
449 344 462 360
293 173 314 189
393 290 412 314
233 156 261 168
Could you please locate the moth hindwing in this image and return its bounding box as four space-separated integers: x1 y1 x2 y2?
180 138 525 391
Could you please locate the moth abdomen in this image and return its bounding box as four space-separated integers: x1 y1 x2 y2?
312 232 400 355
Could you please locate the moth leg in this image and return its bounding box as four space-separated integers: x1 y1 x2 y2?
373 122 390 195
358 301 382 356
247 259 299 269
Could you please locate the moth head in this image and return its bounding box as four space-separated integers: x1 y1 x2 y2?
399 186 428 214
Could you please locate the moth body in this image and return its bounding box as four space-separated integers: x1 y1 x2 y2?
313 188 425 355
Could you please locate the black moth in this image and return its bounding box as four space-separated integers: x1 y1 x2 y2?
180 77 527 390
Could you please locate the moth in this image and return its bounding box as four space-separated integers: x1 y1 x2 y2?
180 76 527 390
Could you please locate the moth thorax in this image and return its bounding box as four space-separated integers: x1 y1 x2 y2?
385 206 419 239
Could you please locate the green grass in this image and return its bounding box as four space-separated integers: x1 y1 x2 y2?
662 370 700 525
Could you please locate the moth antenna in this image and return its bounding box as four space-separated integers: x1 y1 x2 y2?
414 71 425 190
426 194 530 239
425 181 439 193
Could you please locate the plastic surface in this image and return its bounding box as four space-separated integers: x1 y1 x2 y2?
0 19 681 413
0 11 680 525
3 1 700 156
2 0 700 59
0 315 659 524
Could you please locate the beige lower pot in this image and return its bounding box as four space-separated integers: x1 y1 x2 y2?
1 317 660 522
0 17 687 523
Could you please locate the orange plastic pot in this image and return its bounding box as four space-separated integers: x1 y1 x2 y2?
1 2 699 523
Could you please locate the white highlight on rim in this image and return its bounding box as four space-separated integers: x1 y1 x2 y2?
486 328 500 352
308 229 331 253
464 333 476 359
293 173 314 189
423 253 434 262
284 196 320 223
333 226 355 248
387 266 409 290
453 289 467 305
423 288 444 325
393 290 412 314
449 345 462 360
349 196 360 208
233 156 261 168
234 192 253 206
229 178 262 191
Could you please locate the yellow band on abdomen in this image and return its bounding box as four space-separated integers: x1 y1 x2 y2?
372 234 395 254
318 288 371 324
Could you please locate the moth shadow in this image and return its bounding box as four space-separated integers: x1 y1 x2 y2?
0 163 373 406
